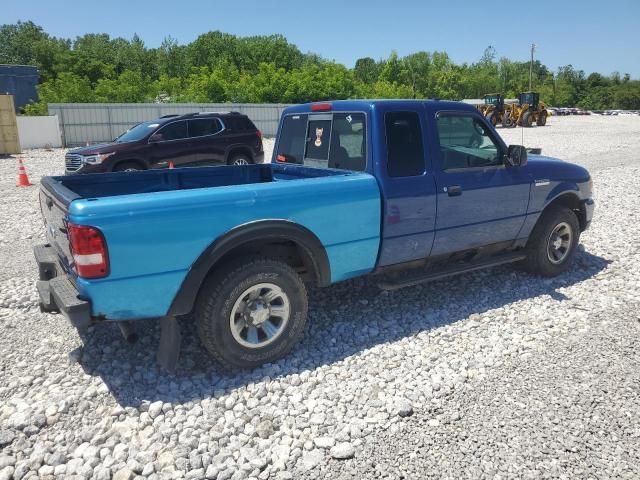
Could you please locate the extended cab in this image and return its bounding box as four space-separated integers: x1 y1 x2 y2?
35 100 594 370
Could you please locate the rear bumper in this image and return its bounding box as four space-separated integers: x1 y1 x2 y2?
34 244 92 329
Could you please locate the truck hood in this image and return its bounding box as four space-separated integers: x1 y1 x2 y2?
527 154 591 183
68 141 141 156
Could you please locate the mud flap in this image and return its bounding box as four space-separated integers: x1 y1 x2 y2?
157 316 181 373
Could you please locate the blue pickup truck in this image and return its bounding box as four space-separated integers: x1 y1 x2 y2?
35 100 594 369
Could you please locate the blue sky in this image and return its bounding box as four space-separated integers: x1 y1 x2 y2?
4 0 640 77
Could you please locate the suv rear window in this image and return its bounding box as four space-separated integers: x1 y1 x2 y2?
276 112 366 171
226 116 256 131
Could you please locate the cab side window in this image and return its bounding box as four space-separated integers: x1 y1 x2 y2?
385 111 425 177
436 114 501 170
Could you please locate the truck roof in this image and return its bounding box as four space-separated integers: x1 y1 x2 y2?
283 99 477 115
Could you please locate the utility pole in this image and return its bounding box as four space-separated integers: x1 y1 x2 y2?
529 43 536 91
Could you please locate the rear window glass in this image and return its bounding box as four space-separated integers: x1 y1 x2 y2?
189 118 222 137
385 111 425 177
276 112 366 172
227 116 256 131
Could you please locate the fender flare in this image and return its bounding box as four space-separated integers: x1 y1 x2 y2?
167 220 331 317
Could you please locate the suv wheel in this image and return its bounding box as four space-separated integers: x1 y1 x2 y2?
228 155 252 166
195 258 308 369
114 161 144 172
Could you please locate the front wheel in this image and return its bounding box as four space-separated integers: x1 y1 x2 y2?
537 111 548 126
114 161 144 172
195 258 308 369
522 206 580 277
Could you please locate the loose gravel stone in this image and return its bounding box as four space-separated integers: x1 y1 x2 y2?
0 120 639 479
329 443 356 460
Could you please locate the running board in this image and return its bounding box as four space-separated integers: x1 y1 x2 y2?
377 253 527 291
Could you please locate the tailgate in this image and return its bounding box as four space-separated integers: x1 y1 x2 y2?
39 186 75 275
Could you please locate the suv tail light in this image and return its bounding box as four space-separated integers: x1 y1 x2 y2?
67 224 109 278
256 130 263 139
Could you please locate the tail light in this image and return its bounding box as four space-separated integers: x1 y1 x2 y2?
67 224 109 278
256 130 263 139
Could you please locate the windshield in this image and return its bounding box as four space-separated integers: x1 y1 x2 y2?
115 121 161 143
275 112 366 172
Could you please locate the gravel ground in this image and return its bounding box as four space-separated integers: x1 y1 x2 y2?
1 116 639 480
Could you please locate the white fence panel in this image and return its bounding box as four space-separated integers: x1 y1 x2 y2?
17 115 62 149
49 103 294 146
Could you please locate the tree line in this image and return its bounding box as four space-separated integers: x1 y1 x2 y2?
1 21 638 114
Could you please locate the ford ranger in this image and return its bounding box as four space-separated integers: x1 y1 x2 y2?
35 100 594 370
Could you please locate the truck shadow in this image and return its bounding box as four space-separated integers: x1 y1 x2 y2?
76 246 610 407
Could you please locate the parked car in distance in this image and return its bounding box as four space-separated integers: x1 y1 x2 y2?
64 112 264 174
37 100 594 371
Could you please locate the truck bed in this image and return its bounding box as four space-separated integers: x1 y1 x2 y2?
42 163 351 204
39 163 382 320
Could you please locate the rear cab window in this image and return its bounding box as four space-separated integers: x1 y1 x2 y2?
276 112 367 172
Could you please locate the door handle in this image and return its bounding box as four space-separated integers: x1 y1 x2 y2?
447 185 462 196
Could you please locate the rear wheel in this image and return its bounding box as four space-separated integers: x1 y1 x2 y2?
537 111 548 126
522 206 580 277
195 258 308 369
114 161 144 172
228 154 252 166
522 111 533 128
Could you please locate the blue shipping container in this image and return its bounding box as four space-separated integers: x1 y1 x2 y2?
0 65 39 111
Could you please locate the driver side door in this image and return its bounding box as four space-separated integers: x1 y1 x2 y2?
431 111 532 256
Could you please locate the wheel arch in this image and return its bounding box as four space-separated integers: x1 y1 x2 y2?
542 191 586 231
168 220 331 317
225 145 254 163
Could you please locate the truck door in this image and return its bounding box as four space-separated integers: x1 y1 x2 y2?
430 110 531 256
376 105 438 266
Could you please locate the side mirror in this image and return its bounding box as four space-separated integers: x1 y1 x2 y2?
506 145 528 167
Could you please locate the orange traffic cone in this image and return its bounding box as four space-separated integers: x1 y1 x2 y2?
168 161 175 169
17 158 32 187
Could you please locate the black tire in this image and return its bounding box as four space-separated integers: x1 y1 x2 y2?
502 113 515 128
537 111 548 126
195 258 308 369
114 161 144 172
227 154 253 166
522 111 533 128
486 111 498 127
522 206 580 277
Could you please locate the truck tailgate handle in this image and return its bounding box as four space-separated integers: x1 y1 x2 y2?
447 185 462 196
